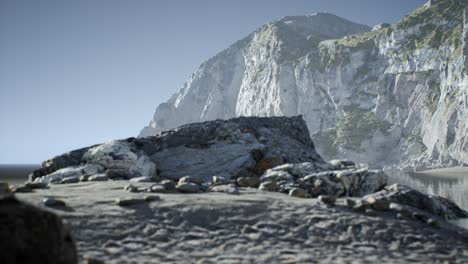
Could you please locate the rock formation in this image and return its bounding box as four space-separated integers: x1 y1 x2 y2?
140 0 468 171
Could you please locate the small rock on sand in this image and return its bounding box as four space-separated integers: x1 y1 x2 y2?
115 197 146 206
318 195 336 205
124 184 139 193
237 176 261 188
43 198 66 207
178 176 205 185
61 176 80 184
148 184 167 193
258 181 279 192
176 182 200 193
25 182 48 189
130 176 153 183
211 184 240 195
88 174 109 182
289 188 307 198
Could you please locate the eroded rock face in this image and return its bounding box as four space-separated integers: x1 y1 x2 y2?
0 195 77 264
260 161 387 197
363 184 468 219
31 116 324 182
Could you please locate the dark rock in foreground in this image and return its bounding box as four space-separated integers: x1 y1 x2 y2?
0 195 77 264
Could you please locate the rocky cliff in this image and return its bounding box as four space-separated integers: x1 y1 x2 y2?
141 0 468 171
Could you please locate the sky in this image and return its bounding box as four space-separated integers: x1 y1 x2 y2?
0 0 427 164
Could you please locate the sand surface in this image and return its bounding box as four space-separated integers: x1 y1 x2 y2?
14 180 468 263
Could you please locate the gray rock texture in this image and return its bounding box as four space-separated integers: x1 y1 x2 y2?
31 116 324 183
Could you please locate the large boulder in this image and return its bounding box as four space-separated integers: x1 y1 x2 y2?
363 184 468 219
31 116 324 182
0 195 77 264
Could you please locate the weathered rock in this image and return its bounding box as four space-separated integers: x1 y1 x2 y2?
88 174 109 182
365 196 390 211
61 176 80 184
0 195 77 264
115 197 146 206
236 176 261 187
288 188 307 198
329 159 356 170
124 184 139 193
31 116 324 183
148 184 167 193
212 176 228 185
178 175 205 185
210 184 240 195
24 181 48 189
176 182 200 193
160 180 176 191
318 195 336 206
258 181 279 192
130 176 153 183
364 184 468 219
105 169 133 180
43 198 66 207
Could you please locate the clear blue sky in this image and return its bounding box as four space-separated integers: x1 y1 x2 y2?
0 0 426 164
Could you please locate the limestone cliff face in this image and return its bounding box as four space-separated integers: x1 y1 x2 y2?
141 0 468 171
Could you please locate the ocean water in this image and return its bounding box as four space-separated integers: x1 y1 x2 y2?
0 164 40 185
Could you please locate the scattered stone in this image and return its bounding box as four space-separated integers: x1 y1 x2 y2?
212 175 228 185
0 195 77 263
389 203 412 217
178 175 205 185
160 180 176 191
88 174 108 182
366 196 390 211
289 188 307 198
176 182 200 193
259 181 279 192
427 218 439 228
24 181 48 189
148 184 167 193
345 198 356 208
211 184 240 195
365 208 377 216
43 198 66 207
115 197 146 206
367 184 468 219
318 195 336 206
61 176 80 184
130 176 154 183
124 184 139 193
79 174 90 182
106 169 133 180
237 176 261 188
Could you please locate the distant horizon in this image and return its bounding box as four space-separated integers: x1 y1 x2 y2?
0 0 427 163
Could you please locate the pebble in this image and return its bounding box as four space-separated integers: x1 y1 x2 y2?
88 174 109 182
211 184 240 195
258 181 279 192
176 182 200 193
288 188 307 198
318 195 336 206
148 184 167 193
345 198 356 208
160 180 176 190
178 175 205 185
61 176 80 184
365 208 377 216
130 176 153 183
212 176 228 185
43 198 66 207
115 198 146 206
237 176 261 187
124 184 139 193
